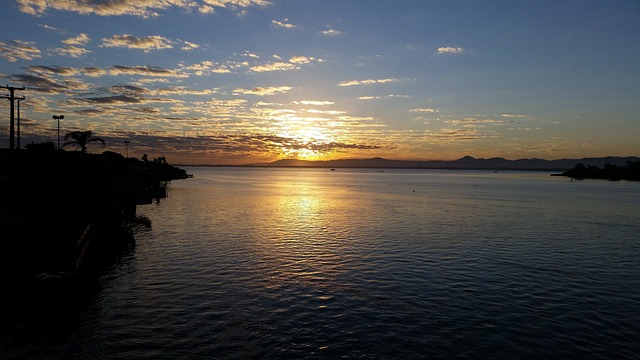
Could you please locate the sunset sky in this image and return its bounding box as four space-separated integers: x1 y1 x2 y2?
1 0 639 164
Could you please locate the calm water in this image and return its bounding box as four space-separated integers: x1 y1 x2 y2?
2 167 640 359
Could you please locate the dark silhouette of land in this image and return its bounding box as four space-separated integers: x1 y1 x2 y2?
0 146 189 278
251 155 640 171
558 161 640 181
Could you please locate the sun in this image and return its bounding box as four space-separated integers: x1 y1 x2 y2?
278 126 335 160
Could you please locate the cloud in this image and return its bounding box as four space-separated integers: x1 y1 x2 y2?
298 101 334 106
151 86 217 96
437 46 464 54
0 40 41 62
289 55 313 64
181 61 232 75
338 78 397 87
109 65 188 77
320 27 342 36
17 0 183 17
62 33 90 45
202 0 272 9
441 118 504 133
17 0 271 17
101 34 173 52
305 109 345 115
447 118 502 124
272 19 297 29
26 65 79 77
234 86 293 95
410 108 437 113
50 45 91 58
108 85 149 95
428 128 481 141
85 95 143 104
8 73 65 93
250 62 298 72
82 67 108 77
39 24 58 31
501 113 527 118
338 116 374 122
180 41 200 51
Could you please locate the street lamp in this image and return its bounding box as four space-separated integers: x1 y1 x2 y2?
52 115 64 149
124 140 130 158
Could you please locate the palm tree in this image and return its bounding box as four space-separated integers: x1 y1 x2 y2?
63 130 105 153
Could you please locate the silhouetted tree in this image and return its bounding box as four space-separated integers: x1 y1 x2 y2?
25 141 56 152
63 131 105 153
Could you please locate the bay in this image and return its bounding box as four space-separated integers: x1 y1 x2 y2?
2 167 640 359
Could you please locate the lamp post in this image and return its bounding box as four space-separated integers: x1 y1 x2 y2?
52 115 64 149
124 140 130 158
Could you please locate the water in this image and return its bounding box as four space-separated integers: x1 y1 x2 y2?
2 167 640 359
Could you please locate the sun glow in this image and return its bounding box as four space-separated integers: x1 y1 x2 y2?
279 125 335 160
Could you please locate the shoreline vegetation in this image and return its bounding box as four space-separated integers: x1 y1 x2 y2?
557 161 640 181
0 147 190 279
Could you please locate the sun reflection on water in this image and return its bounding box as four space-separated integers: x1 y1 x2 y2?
247 171 356 293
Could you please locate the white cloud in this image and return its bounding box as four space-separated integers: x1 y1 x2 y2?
101 34 173 52
437 46 464 54
306 109 346 115
203 0 271 8
338 78 397 87
410 108 437 113
109 65 188 78
298 101 334 106
17 0 271 17
272 19 297 29
234 86 293 95
62 33 90 45
320 27 342 36
180 41 200 51
182 61 231 75
50 45 91 58
501 113 527 118
39 24 58 31
289 55 313 64
250 62 298 72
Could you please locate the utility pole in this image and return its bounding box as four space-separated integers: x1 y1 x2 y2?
16 98 25 149
1 85 26 150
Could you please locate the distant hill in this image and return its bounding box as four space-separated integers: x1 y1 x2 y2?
251 156 640 171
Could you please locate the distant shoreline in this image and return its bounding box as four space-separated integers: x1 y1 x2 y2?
177 155 640 172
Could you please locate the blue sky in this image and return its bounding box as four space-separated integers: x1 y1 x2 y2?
1 0 639 164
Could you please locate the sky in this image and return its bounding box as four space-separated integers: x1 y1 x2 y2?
1 0 639 164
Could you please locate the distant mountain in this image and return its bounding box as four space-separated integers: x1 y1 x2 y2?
251 156 640 171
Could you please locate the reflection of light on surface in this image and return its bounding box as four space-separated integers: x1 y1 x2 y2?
248 171 354 294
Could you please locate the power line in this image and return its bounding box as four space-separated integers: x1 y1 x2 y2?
1 85 26 150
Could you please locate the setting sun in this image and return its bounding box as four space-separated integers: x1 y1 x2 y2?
277 121 337 159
